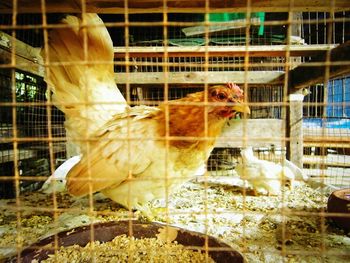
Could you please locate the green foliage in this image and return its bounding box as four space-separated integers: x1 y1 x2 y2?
15 72 38 102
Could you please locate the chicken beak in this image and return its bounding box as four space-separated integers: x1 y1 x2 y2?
232 103 251 115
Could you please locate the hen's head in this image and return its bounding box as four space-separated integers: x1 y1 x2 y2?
208 83 250 119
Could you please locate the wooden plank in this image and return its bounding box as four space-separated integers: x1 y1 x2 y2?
303 154 350 167
0 31 43 77
0 149 36 163
304 122 350 148
0 32 41 61
304 126 350 138
284 41 350 93
115 71 284 84
304 136 350 144
29 142 66 154
0 0 349 14
216 119 285 148
114 45 337 58
304 142 350 148
304 168 350 177
0 48 44 77
181 17 261 37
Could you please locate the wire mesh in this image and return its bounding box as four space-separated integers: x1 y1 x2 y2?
0 69 66 198
0 1 350 262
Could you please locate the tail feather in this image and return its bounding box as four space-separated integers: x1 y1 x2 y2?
43 13 127 153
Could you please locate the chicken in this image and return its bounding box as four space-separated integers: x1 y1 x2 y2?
41 155 81 194
43 14 250 213
66 84 249 212
235 147 297 196
283 158 309 182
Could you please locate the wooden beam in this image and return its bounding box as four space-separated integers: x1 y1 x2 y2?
0 32 41 60
181 17 261 37
115 71 284 84
304 136 350 144
0 49 44 77
304 126 350 138
287 94 304 168
304 142 350 148
0 149 36 163
216 119 285 148
114 45 337 58
0 31 43 77
286 12 303 168
304 143 350 149
0 0 349 14
304 168 350 178
285 41 350 93
303 154 350 167
305 168 350 176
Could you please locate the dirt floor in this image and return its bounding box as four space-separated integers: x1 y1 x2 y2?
0 175 349 262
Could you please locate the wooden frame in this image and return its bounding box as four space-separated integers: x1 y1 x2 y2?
114 45 337 58
0 0 349 14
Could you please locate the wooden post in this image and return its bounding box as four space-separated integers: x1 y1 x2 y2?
287 94 304 168
290 12 303 70
0 31 43 77
286 12 303 168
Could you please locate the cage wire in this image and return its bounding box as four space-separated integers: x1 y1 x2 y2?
0 1 350 262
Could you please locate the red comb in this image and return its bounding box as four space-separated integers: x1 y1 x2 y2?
226 82 244 97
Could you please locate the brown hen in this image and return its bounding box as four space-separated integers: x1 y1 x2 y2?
43 13 250 212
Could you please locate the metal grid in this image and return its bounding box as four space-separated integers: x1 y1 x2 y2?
0 69 66 198
303 76 350 187
0 1 349 262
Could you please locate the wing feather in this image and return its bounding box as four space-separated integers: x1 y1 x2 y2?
66 107 160 196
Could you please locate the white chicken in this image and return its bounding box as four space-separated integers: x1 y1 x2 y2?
235 147 304 196
41 155 81 194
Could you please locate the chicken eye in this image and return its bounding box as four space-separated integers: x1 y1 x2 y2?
217 93 227 100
